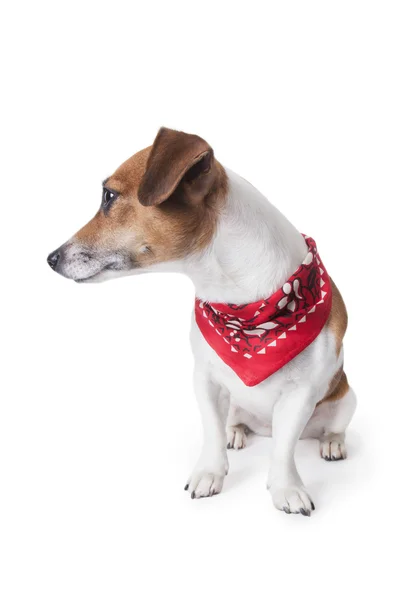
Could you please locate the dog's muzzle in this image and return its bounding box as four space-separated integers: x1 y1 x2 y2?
47 240 133 282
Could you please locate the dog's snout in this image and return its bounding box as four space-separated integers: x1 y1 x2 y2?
47 249 61 270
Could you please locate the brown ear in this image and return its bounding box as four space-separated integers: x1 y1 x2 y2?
138 127 215 206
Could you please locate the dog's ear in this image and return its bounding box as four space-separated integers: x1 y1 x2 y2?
138 127 216 206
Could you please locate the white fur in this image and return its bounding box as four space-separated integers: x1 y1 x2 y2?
180 170 356 514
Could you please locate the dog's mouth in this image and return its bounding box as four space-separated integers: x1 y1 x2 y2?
74 272 103 283
48 242 135 283
74 262 128 283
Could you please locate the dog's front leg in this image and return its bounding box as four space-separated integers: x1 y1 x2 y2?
185 370 230 499
267 386 318 516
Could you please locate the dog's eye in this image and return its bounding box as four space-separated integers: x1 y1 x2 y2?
102 188 118 211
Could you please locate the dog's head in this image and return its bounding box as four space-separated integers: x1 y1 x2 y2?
47 128 227 282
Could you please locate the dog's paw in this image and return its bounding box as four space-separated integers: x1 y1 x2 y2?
184 471 225 499
269 484 315 516
227 425 247 450
320 433 347 461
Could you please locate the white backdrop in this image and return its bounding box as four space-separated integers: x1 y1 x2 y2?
1 1 399 598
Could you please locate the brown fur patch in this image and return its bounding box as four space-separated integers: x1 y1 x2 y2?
74 130 227 267
315 279 349 406
318 368 349 405
326 278 348 355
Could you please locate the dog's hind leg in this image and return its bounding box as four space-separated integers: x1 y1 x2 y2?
226 405 248 450
227 403 273 449
303 371 357 460
319 382 357 460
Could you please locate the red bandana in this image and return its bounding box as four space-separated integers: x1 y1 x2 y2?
195 236 332 386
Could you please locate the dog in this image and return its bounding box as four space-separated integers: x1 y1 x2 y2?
48 127 356 516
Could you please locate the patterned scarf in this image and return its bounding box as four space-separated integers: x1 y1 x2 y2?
195 236 332 386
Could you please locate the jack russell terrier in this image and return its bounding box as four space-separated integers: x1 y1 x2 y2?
48 127 356 516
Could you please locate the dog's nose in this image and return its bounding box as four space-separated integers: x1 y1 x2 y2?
47 249 60 270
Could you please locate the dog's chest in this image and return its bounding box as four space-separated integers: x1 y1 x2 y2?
190 319 290 417
190 316 338 419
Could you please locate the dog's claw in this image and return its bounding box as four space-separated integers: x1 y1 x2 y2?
300 508 311 517
270 483 314 515
184 484 189 491
311 501 315 511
